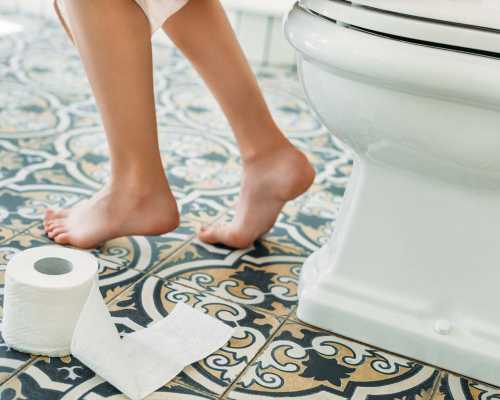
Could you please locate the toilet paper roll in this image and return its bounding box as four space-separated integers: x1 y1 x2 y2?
3 246 234 400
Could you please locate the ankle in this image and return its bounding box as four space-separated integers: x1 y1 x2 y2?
236 119 293 164
110 158 167 187
108 173 171 197
241 137 293 166
106 177 180 226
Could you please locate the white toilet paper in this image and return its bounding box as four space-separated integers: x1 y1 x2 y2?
3 246 234 400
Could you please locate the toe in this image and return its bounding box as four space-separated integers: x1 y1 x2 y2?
44 217 60 232
48 226 67 239
198 225 220 244
47 218 65 230
47 220 66 237
44 210 56 231
54 233 70 245
198 224 254 249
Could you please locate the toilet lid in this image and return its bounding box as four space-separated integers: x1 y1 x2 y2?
352 0 500 30
300 0 500 55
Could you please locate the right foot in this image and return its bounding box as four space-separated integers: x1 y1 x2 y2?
198 144 315 248
43 183 179 249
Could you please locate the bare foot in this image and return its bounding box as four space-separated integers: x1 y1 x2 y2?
198 144 315 248
44 184 179 249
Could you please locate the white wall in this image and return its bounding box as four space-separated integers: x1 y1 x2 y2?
0 0 296 66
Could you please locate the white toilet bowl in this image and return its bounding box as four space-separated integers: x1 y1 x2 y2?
285 0 500 385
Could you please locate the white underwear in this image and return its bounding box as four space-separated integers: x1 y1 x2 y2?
53 0 190 44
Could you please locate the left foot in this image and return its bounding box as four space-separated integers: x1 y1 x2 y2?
43 183 179 249
198 143 315 248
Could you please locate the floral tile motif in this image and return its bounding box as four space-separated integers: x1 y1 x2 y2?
16 39 92 103
0 142 46 184
433 372 500 400
177 193 228 225
5 161 96 191
152 240 305 318
0 80 65 140
264 184 343 254
96 260 146 305
0 356 217 400
227 321 439 400
107 275 282 396
0 195 38 244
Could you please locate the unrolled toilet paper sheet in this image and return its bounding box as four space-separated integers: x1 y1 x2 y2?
73 282 233 400
3 246 234 400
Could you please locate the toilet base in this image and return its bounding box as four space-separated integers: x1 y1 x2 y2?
297 160 500 386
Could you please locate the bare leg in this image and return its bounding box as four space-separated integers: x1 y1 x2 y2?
44 0 179 249
163 0 315 248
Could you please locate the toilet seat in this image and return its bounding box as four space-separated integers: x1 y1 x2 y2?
300 0 500 55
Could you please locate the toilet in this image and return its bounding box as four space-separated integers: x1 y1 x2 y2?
284 0 500 385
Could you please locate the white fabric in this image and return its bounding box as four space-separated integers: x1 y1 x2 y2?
53 0 190 44
135 0 190 32
3 246 234 400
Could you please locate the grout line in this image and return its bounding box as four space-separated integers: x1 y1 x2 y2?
218 316 289 399
0 357 38 387
0 221 40 246
172 379 218 399
428 370 444 400
283 305 298 322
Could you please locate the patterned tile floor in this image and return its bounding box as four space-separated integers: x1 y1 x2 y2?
0 9 498 400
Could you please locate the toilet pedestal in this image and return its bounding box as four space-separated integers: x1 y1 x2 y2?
297 159 500 385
